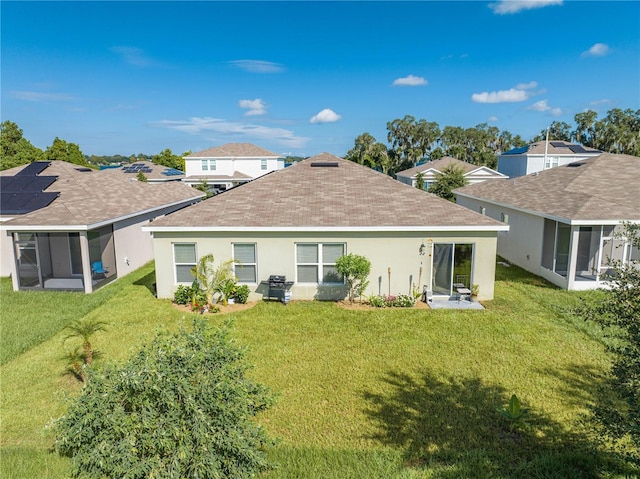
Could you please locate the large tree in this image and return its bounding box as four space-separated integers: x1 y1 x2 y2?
532 121 573 143
0 120 45 170
345 133 393 174
45 137 88 166
387 115 440 170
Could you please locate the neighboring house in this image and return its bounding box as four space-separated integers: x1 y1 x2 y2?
397 156 507 190
145 153 508 303
183 143 285 192
455 153 640 291
0 161 204 292
498 140 601 178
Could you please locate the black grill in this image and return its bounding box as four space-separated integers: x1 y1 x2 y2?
266 275 293 304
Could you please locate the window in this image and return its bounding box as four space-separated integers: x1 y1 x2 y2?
479 206 486 215
209 159 216 171
501 213 509 224
233 243 257 283
201 159 208 171
296 243 345 283
261 159 267 170
545 156 559 169
174 243 196 283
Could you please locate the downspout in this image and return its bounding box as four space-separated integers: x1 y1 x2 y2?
543 128 549 170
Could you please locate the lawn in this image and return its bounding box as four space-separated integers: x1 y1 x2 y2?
0 262 636 478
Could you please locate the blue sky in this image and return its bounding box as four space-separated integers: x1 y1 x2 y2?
2 1 639 158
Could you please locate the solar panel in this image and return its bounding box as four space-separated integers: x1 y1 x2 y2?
550 141 568 148
0 176 57 193
0 192 59 215
15 161 51 176
568 145 592 154
504 146 528 155
161 168 184 176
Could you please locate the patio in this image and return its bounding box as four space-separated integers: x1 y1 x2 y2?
427 298 485 310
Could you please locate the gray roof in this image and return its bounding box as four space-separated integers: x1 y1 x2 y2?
149 153 506 230
456 153 640 222
397 157 480 178
1 161 204 227
117 161 186 181
186 143 282 158
502 140 601 156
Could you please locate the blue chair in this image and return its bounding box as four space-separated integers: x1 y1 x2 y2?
92 261 107 277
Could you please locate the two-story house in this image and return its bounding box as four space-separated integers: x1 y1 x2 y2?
183 143 285 192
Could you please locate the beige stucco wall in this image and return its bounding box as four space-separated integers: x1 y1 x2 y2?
152 230 499 302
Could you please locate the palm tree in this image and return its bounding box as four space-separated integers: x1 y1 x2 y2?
63 318 107 366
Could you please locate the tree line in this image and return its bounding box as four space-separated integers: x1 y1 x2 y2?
345 108 640 177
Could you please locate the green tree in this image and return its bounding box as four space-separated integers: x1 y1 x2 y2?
335 253 371 304
577 222 640 465
0 120 45 170
345 133 393 174
415 171 425 191
387 115 440 170
152 148 187 171
54 320 274 478
532 121 573 142
45 137 88 166
428 164 468 202
63 318 107 367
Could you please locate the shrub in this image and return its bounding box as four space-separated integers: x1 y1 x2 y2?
54 320 274 479
368 294 415 308
173 284 193 305
335 253 371 304
393 294 416 308
368 295 386 308
233 284 251 304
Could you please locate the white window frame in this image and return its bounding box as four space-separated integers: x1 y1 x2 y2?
201 159 208 172
209 159 216 171
173 243 197 284
295 242 345 284
261 158 267 170
233 243 257 283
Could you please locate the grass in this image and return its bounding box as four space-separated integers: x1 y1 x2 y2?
0 261 636 478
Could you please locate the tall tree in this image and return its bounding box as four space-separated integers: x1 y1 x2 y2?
45 137 88 166
345 133 379 168
0 120 45 170
573 110 600 148
387 115 440 170
428 164 468 202
532 121 573 142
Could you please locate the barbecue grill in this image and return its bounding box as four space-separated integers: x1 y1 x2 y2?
266 275 294 304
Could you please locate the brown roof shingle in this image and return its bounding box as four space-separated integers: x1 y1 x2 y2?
186 143 282 158
2 161 203 227
456 153 640 221
150 153 505 230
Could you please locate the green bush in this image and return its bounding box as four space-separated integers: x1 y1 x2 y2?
233 284 251 304
368 294 415 308
53 320 274 478
173 284 193 305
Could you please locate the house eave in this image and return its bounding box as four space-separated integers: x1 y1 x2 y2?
143 225 509 233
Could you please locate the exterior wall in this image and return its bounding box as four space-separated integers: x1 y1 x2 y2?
0 226 14 276
184 157 283 179
497 155 527 178
396 175 413 187
499 153 601 178
152 230 499 302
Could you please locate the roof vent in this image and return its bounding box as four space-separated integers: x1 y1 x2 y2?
567 162 585 167
75 167 92 172
310 162 339 167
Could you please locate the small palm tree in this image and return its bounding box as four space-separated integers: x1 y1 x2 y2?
63 318 107 366
191 254 237 307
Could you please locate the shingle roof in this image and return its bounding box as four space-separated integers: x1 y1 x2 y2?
117 161 186 181
1 161 204 227
456 153 640 222
397 157 477 177
186 143 282 158
149 153 505 230
502 140 601 156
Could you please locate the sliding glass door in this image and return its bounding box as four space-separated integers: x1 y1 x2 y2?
432 243 474 296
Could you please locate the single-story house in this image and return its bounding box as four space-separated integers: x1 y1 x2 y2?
146 153 509 303
183 143 285 192
498 140 601 178
0 160 204 292
455 153 640 290
397 156 507 190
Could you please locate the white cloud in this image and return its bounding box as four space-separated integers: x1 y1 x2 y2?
581 43 610 58
110 46 158 67
11 90 75 102
239 98 267 116
228 60 284 73
488 116 499 122
310 108 342 124
393 75 428 86
472 81 538 103
153 117 309 148
527 100 563 116
489 0 563 15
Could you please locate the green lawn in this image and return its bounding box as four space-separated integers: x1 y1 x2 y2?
0 262 636 478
